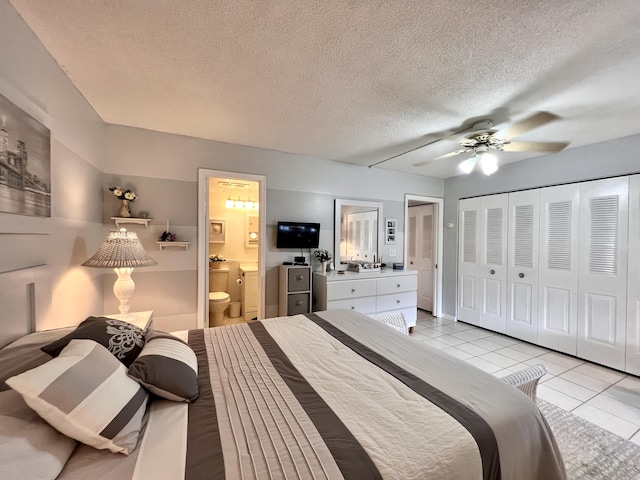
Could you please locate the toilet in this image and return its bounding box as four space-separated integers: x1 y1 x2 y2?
209 267 230 326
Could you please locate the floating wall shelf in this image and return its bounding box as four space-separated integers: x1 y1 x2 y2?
111 217 151 229
157 241 190 251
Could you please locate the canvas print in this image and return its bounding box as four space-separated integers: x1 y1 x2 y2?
0 92 51 217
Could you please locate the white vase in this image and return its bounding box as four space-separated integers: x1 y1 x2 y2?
321 261 327 273
119 199 132 218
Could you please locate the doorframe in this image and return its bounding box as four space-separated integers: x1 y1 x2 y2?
404 194 444 318
197 168 267 329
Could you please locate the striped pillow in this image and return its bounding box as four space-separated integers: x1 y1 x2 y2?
6 339 148 455
128 330 199 402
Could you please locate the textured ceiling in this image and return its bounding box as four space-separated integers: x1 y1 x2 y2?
8 0 640 178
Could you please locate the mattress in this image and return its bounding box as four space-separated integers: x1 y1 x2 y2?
3 310 566 479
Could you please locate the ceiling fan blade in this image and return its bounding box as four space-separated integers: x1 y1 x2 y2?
502 141 569 153
498 112 560 140
411 148 469 167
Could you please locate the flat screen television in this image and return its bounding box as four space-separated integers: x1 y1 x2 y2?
276 221 320 249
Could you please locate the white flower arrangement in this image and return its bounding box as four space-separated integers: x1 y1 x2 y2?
313 249 332 263
109 186 137 201
209 254 226 262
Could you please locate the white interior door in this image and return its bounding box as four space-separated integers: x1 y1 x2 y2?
506 189 540 343
458 198 480 325
537 184 580 355
577 176 629 370
479 194 508 333
408 204 434 312
626 174 640 374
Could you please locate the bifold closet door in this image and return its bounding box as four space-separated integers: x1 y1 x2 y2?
506 190 540 343
577 177 628 370
537 184 580 355
479 194 508 333
458 198 480 325
626 174 640 375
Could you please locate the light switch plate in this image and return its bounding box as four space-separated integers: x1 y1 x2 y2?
389 248 396 257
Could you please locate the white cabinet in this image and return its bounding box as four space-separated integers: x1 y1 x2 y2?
626 174 640 375
279 266 312 316
241 268 259 321
313 270 418 328
459 175 633 372
577 177 628 370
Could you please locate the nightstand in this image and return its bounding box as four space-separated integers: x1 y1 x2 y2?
104 311 153 331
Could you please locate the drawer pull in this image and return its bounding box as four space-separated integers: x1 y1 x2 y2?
490 269 495 275
396 300 401 304
351 306 356 309
295 300 303 306
351 289 356 293
296 275 304 280
397 284 401 288
519 273 525 278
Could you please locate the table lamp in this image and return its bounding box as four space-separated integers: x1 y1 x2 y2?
82 228 157 315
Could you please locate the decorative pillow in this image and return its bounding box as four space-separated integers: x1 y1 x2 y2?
6 339 148 455
41 316 144 367
128 330 199 402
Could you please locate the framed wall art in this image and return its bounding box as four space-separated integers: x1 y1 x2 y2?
209 219 226 243
385 217 397 245
0 91 51 217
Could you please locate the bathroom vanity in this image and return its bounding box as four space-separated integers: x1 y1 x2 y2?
313 269 418 329
240 264 259 321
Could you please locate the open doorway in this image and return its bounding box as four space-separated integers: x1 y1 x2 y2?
197 169 266 329
404 194 443 318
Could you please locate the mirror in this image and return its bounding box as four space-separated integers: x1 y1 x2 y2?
334 199 383 265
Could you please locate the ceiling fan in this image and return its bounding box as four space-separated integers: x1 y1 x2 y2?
412 112 569 174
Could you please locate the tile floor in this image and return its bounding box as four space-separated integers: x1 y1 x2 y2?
412 310 640 445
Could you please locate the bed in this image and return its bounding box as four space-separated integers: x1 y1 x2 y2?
0 266 566 480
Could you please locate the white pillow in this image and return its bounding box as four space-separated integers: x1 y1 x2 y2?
6 339 148 455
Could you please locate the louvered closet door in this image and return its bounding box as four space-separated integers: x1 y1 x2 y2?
577 177 629 370
626 174 640 374
458 198 480 325
479 194 508 333
506 190 540 343
537 184 580 355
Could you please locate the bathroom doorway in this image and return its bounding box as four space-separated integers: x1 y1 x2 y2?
404 194 443 318
197 169 266 329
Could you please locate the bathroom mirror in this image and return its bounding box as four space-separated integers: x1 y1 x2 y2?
334 199 383 265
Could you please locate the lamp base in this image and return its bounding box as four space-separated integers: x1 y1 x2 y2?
113 267 135 315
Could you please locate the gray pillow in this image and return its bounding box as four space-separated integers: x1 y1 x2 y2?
128 330 199 402
0 389 77 480
41 316 144 367
8 339 148 455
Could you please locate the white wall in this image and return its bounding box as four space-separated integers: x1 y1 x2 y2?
0 0 107 329
103 125 444 326
442 133 640 318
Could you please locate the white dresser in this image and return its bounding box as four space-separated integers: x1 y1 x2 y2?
313 269 418 329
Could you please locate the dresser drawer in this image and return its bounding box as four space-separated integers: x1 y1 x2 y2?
288 268 310 292
376 291 417 312
376 275 418 295
327 297 376 315
326 279 377 300
288 293 311 315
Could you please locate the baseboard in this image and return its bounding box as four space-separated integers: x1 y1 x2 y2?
441 313 456 321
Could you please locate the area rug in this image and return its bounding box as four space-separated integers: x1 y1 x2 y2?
538 399 640 479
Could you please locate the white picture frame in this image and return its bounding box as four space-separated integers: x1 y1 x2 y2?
385 217 397 245
209 219 225 243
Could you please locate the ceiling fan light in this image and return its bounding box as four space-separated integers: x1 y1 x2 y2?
459 156 477 174
479 152 498 175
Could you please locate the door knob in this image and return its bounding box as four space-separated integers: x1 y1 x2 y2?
519 273 525 278
490 269 495 275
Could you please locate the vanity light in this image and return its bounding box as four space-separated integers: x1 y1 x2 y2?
225 196 234 208
225 197 259 210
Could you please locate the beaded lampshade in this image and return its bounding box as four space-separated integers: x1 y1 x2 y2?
82 228 157 315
